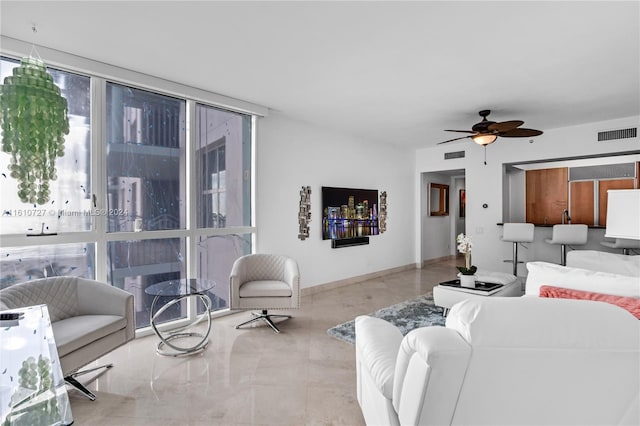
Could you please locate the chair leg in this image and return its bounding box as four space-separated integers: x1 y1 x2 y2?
504 242 527 276
235 310 292 333
65 363 113 400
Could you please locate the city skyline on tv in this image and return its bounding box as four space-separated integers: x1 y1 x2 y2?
321 186 379 240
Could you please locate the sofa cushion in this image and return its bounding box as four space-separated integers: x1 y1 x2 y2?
447 297 639 349
355 315 403 399
52 315 126 357
566 250 640 276
525 261 640 298
540 285 640 319
238 280 292 297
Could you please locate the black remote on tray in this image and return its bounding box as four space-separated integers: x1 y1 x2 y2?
0 313 21 320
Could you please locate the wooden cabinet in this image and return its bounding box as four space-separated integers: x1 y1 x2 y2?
526 168 568 225
522 162 638 227
570 181 595 225
598 179 636 226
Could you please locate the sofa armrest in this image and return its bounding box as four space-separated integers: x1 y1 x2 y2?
283 258 300 307
355 315 403 399
75 279 132 316
392 326 471 426
75 278 135 341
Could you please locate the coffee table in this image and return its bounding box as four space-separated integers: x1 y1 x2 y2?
145 278 215 357
0 305 73 425
433 276 523 316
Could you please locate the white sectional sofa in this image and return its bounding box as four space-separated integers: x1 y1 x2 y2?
355 250 640 425
355 297 640 425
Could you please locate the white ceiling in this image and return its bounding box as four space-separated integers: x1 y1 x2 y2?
1 1 639 149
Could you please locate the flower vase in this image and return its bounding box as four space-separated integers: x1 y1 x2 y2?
459 274 476 288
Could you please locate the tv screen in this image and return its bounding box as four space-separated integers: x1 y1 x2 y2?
321 186 379 240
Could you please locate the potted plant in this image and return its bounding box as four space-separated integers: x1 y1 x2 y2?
456 233 477 288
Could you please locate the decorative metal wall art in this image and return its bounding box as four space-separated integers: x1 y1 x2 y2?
379 191 387 233
298 186 312 240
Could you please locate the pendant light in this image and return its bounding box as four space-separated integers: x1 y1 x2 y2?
0 36 69 205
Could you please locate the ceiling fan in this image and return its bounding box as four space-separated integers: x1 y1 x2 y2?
438 110 543 146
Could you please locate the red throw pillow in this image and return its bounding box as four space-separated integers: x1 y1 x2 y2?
539 285 640 319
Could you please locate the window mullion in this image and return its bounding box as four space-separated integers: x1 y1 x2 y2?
92 77 108 281
186 100 198 321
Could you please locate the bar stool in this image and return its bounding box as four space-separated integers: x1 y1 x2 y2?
544 224 588 266
501 223 535 276
600 238 640 255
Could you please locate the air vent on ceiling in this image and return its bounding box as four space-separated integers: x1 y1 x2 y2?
569 163 636 181
597 127 637 141
444 150 465 160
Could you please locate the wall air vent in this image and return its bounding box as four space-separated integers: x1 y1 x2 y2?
569 163 636 181
444 150 465 160
597 127 637 141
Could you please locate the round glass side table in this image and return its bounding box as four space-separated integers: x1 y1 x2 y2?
144 278 215 357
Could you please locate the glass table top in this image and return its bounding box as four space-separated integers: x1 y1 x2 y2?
0 304 73 426
144 278 216 297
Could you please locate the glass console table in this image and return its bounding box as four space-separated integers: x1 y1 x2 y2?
144 278 215 357
0 305 73 426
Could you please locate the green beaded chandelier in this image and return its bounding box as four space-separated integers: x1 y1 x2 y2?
0 56 69 204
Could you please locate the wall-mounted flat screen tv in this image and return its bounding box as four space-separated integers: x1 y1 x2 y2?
322 186 379 240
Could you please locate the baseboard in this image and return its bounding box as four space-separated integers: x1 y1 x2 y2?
301 263 420 296
422 255 456 268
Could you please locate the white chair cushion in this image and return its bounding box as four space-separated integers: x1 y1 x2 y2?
238 280 292 298
546 224 588 245
52 315 127 357
242 255 288 282
501 223 534 242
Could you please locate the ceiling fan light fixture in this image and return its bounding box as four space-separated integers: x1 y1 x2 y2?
472 134 498 145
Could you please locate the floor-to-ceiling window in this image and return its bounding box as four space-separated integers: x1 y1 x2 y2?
0 57 94 286
195 104 252 314
0 54 256 331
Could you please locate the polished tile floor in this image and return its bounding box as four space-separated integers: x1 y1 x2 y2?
69 259 459 425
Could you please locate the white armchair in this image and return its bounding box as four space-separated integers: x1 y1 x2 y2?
229 254 300 333
0 276 135 400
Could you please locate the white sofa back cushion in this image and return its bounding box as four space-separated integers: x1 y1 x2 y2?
525 261 640 297
566 250 640 276
443 297 640 426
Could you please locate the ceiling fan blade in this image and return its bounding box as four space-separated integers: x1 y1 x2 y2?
437 135 471 144
445 129 476 134
488 120 524 133
499 128 543 137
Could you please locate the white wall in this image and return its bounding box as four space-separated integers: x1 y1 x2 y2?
416 115 640 274
256 113 415 288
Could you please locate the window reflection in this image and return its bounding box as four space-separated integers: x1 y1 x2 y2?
195 104 251 228
196 234 251 314
0 243 95 289
106 83 186 232
107 238 186 328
